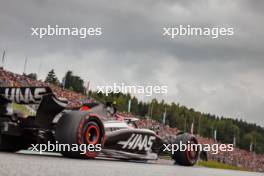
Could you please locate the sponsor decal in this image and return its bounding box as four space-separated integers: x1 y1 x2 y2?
118 134 155 151
4 87 47 103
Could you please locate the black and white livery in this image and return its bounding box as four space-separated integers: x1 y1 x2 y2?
0 87 199 166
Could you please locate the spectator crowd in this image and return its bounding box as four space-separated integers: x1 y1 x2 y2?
0 68 263 172
0 68 92 107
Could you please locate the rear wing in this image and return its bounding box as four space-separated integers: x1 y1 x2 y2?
0 87 68 129
0 87 53 104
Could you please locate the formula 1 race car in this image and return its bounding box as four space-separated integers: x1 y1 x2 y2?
0 87 199 166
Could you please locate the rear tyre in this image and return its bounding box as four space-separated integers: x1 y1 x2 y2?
55 111 104 159
171 133 199 166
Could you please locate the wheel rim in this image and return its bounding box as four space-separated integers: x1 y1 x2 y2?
85 125 100 145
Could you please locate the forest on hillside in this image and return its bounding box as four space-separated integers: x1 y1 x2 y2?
90 91 264 154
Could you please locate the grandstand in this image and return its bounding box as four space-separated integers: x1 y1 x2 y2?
0 68 263 172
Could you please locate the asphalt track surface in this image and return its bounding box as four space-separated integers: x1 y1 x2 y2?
0 151 262 176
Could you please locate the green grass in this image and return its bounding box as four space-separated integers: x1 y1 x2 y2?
159 154 171 160
160 156 249 172
197 160 249 172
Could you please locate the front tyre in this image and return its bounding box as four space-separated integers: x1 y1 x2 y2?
171 133 199 166
55 111 104 159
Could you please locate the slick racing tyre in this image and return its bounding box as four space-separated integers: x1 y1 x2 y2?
55 111 104 159
171 133 199 166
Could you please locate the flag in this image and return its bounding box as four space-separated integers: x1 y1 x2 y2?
1 50 5 68
250 142 253 152
214 129 217 141
162 107 167 124
190 122 194 134
62 77 66 89
23 57 28 74
148 103 153 119
37 59 42 77
128 99 131 113
86 81 90 94
233 136 236 147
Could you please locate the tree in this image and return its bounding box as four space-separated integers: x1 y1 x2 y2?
45 69 60 86
87 88 264 154
24 73 37 80
63 70 85 93
130 96 138 114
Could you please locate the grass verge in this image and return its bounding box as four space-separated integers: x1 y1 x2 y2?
197 160 249 172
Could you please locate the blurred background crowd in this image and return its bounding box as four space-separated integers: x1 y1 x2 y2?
0 68 263 172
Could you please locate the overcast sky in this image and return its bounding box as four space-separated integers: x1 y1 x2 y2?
0 0 264 126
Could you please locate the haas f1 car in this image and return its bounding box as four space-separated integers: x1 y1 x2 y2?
0 87 199 166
